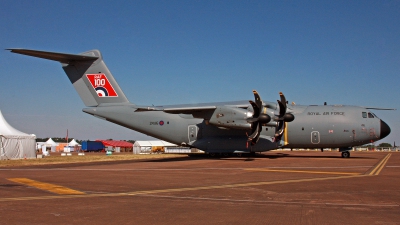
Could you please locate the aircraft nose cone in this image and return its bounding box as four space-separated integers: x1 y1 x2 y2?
380 120 391 139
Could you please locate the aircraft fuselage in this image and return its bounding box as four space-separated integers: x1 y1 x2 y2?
82 103 389 153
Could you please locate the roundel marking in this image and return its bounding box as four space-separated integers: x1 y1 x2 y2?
95 87 109 97
159 120 164 126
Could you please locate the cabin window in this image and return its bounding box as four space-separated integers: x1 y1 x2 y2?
368 112 374 118
362 112 367 118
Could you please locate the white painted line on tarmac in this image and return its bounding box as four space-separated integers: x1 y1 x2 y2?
139 194 399 208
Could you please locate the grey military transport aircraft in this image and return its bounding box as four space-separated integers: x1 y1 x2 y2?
8 49 393 158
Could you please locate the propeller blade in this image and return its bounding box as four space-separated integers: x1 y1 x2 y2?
249 100 260 118
277 92 287 118
275 121 285 137
248 122 262 145
277 100 285 118
279 92 287 107
253 90 262 109
252 125 262 145
248 122 260 141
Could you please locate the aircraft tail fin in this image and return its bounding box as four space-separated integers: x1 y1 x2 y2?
8 49 130 107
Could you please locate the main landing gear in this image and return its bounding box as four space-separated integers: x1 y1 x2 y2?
341 151 350 158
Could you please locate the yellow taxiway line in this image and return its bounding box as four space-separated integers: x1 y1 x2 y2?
7 178 85 195
369 153 391 176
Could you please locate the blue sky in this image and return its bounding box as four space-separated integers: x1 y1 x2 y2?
0 0 399 144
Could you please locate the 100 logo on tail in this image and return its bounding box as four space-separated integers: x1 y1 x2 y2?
86 74 118 97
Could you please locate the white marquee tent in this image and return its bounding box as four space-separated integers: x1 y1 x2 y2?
45 138 57 146
0 111 36 159
68 139 81 151
68 139 81 146
45 138 58 152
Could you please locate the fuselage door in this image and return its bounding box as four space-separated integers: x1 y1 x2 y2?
188 125 198 144
311 131 320 144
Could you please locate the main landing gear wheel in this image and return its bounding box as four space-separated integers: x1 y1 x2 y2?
222 152 230 157
341 151 350 158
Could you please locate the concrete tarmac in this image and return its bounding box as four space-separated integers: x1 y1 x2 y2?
1 151 399 225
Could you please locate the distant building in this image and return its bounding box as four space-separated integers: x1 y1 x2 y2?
96 140 133 152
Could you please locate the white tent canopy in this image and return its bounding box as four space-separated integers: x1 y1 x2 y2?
0 110 36 159
68 139 80 146
45 138 58 146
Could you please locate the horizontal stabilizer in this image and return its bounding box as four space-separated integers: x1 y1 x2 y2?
7 49 98 64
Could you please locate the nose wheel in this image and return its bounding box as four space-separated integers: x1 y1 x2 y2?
341 151 350 158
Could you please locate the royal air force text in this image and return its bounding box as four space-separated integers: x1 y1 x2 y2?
307 112 345 116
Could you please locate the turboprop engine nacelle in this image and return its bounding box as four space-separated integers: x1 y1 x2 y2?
208 106 252 129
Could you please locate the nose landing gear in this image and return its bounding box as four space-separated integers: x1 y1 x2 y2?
341 151 350 158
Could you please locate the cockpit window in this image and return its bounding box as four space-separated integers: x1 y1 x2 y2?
368 112 374 118
362 112 367 118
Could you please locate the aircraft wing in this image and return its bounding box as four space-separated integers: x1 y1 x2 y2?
136 101 250 110
135 100 251 119
134 105 218 118
163 106 217 114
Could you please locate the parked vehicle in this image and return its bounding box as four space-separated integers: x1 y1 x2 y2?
81 141 104 152
151 146 165 154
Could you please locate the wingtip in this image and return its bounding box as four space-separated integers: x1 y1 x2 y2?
6 48 25 53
